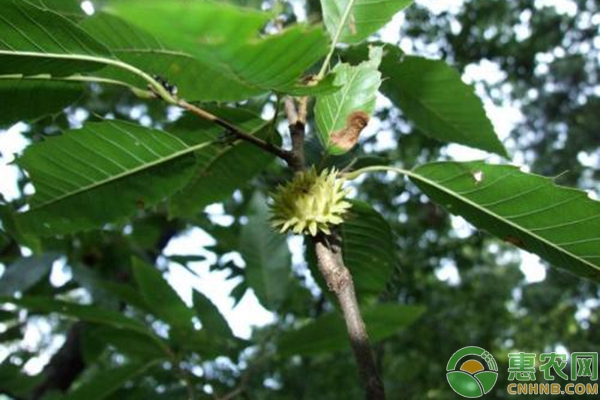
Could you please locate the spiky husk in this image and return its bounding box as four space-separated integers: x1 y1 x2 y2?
270 168 352 236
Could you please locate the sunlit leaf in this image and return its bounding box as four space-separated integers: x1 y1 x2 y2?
405 162 600 281
321 0 414 44
79 13 263 102
315 46 382 155
0 0 111 76
380 54 508 156
105 0 272 53
109 1 329 95
28 0 88 19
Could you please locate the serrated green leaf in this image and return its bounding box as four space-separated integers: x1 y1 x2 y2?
0 232 10 253
1 296 155 336
192 290 234 339
131 258 195 332
0 205 41 253
0 310 16 322
282 73 341 96
0 254 58 296
315 47 382 155
305 201 397 302
322 0 414 44
401 162 600 282
85 326 167 360
278 304 424 356
380 54 508 156
0 361 44 398
341 200 397 296
168 109 275 217
16 120 209 235
97 281 151 313
79 13 263 102
28 0 87 19
0 0 111 76
109 1 329 96
65 361 161 400
0 78 82 128
105 0 272 53
240 192 292 310
0 324 22 343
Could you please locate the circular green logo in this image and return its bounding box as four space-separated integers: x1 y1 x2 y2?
446 346 498 398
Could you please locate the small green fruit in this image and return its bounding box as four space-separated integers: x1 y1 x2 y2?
270 167 352 236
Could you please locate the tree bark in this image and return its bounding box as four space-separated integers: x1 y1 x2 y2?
282 98 385 399
312 233 386 400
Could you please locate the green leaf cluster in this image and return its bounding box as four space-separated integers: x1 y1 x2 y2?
0 0 598 398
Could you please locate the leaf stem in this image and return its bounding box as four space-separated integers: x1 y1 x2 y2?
0 50 177 104
1 52 296 164
11 50 294 164
0 73 154 98
317 0 358 80
343 165 412 181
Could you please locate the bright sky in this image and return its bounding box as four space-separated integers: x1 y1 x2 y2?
0 0 591 373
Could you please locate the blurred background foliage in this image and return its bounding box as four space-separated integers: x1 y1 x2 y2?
0 0 599 399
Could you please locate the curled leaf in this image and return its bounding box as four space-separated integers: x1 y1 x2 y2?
315 46 382 156
330 111 370 152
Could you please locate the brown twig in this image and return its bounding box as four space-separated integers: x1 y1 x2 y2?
283 106 385 399
283 96 307 172
178 99 293 164
312 234 385 400
181 89 384 399
296 96 308 125
288 121 306 172
284 97 299 125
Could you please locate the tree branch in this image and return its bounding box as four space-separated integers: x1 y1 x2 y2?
288 121 306 172
178 99 293 164
167 74 382 398
283 105 385 399
283 97 307 172
312 233 386 400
